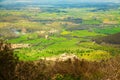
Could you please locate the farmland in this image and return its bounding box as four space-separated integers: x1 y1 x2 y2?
0 3 120 61
1 1 120 80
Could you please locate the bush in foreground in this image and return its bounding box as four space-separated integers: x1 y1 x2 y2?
0 40 18 80
0 40 120 80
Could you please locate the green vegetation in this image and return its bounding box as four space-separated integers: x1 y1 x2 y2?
1 2 120 80
0 5 120 61
1 40 120 80
94 27 120 34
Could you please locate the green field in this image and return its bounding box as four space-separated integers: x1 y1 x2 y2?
0 6 120 61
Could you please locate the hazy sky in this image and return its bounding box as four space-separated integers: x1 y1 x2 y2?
0 0 120 4
8 0 120 2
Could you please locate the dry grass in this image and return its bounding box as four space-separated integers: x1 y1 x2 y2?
15 56 120 80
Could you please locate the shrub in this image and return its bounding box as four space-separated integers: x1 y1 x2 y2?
0 40 18 80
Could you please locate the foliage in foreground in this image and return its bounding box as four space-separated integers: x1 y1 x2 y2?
15 56 120 80
0 40 18 80
0 41 120 80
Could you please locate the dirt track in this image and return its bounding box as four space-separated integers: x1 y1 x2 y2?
41 53 78 61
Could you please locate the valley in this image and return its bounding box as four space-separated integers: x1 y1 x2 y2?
0 3 120 61
1 1 120 80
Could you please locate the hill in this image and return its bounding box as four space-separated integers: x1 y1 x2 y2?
94 33 120 44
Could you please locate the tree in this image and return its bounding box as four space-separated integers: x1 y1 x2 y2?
0 40 18 80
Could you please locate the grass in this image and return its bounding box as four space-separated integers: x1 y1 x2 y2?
71 30 101 37
7 28 119 61
78 50 111 61
13 38 116 61
94 27 120 34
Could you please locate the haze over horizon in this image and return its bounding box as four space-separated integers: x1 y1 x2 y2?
0 0 120 5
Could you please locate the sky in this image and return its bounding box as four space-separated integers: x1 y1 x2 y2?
0 0 120 4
